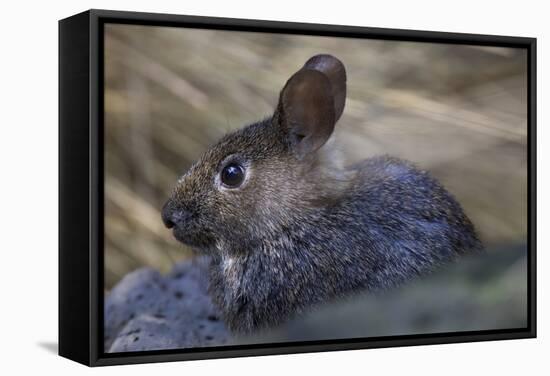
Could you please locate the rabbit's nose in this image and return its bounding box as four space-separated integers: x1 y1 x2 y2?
161 201 190 229
161 202 175 228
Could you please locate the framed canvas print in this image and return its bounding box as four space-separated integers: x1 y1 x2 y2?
59 9 536 366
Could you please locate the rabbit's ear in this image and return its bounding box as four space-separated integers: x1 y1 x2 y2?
303 54 347 122
277 54 346 159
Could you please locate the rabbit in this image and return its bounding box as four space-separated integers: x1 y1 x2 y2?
161 54 483 333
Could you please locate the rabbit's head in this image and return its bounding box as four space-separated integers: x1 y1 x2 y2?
162 54 348 253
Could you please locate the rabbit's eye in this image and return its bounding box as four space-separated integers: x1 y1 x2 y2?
221 163 245 188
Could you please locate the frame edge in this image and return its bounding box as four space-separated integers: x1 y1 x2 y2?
59 10 93 366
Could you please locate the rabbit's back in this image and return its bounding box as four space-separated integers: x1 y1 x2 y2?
330 155 483 289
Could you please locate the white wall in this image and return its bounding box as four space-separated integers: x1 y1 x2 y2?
0 0 546 374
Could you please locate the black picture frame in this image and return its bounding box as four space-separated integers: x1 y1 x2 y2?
59 9 537 367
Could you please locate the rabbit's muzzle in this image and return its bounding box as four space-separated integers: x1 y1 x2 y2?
161 198 216 250
161 200 191 229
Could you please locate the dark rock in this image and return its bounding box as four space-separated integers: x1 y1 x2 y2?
105 256 230 352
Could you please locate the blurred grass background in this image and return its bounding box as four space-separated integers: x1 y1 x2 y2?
104 24 527 295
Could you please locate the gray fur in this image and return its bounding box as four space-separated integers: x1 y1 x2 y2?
162 54 482 333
